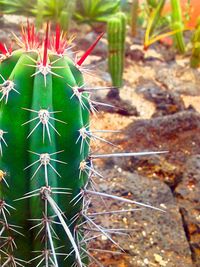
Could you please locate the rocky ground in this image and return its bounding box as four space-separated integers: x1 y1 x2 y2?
82 35 200 266
1 15 200 267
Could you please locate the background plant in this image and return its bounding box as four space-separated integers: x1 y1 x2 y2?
74 0 120 24
0 0 77 30
170 0 186 53
107 12 127 87
190 17 200 68
35 0 77 30
130 0 139 37
0 0 36 16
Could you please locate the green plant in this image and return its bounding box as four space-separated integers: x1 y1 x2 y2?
170 0 186 53
107 12 127 87
144 0 188 51
0 0 36 16
144 0 167 49
0 0 76 30
190 17 200 68
35 0 77 30
0 23 165 267
74 0 120 24
0 22 97 266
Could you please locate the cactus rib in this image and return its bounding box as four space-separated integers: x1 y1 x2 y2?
107 12 127 87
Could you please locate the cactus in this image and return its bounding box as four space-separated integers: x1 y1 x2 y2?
190 17 200 68
107 12 127 87
170 0 186 53
0 22 97 266
0 22 166 267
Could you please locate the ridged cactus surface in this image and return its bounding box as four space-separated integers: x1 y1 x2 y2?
0 23 96 267
107 12 127 87
170 0 185 53
190 18 200 68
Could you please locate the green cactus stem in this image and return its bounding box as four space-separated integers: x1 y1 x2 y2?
190 18 200 68
0 22 103 267
170 0 186 53
107 12 127 88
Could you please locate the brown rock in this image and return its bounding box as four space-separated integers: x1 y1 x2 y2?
93 168 193 267
175 155 200 266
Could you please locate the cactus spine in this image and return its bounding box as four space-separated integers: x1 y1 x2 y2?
107 12 127 87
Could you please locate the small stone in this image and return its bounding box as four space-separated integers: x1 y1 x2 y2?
123 217 128 224
142 231 146 237
101 235 107 241
117 167 122 173
154 254 168 266
160 203 167 209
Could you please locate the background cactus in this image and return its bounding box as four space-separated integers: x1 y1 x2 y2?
107 12 127 87
190 17 200 68
170 0 186 53
0 22 164 267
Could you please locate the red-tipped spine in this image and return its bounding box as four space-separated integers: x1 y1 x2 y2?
0 42 8 55
55 24 61 52
27 20 31 45
43 23 50 66
77 32 104 66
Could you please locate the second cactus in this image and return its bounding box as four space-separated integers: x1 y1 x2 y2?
107 12 127 87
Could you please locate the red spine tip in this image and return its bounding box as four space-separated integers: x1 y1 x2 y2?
55 24 61 52
43 23 50 66
77 32 104 66
0 42 8 55
27 20 31 44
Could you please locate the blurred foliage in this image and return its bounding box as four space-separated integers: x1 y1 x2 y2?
190 17 200 68
143 0 188 51
35 0 76 30
0 0 77 30
74 0 120 24
0 0 36 16
170 0 186 53
0 0 121 28
130 0 139 37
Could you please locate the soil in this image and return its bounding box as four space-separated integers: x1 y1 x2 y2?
1 15 200 267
